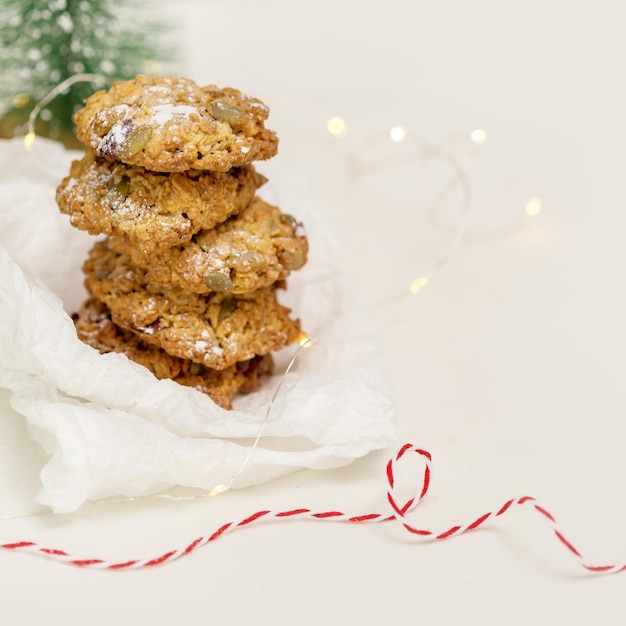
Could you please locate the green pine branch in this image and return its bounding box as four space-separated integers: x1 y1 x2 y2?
0 0 179 145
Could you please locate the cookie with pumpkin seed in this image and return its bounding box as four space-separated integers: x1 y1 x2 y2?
83 239 302 370
107 196 308 295
56 150 263 253
72 297 274 409
73 75 279 172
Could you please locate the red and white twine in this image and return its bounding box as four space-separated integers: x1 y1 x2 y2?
1 443 624 573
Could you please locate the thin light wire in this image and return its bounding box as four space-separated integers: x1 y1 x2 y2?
406 131 475 275
152 336 314 501
346 129 477 308
24 73 109 149
204 335 313 497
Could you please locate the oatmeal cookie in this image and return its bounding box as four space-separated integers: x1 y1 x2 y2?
73 297 273 409
108 196 308 294
83 240 302 370
74 75 279 172
56 150 263 252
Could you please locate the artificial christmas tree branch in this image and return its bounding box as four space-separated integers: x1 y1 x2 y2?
0 0 178 148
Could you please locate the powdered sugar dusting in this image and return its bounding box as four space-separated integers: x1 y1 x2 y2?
150 104 199 126
249 101 269 113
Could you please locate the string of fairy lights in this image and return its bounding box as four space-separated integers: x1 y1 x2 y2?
323 114 542 307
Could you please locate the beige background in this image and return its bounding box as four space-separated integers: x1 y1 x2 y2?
2 0 626 624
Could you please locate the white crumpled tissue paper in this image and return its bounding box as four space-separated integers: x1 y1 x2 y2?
0 137 397 513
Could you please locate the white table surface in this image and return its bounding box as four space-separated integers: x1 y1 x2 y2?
2 0 626 623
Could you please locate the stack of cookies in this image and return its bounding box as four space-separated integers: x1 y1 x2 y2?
56 75 308 409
